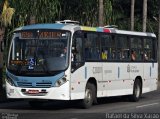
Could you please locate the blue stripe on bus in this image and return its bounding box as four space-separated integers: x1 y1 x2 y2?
85 67 87 79
118 67 120 78
96 27 103 32
18 24 65 31
150 66 151 77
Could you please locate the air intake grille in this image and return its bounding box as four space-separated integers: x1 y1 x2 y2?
17 82 52 88
17 82 32 87
36 82 52 88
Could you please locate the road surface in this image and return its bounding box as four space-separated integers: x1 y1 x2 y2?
0 88 160 119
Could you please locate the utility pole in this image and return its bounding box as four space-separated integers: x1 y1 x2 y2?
142 0 147 32
131 0 135 31
99 0 104 27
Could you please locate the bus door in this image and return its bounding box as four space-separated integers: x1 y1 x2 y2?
70 31 86 99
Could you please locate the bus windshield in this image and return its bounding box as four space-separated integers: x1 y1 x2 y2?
8 30 71 76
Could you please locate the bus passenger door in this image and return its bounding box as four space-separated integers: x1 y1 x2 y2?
70 31 86 100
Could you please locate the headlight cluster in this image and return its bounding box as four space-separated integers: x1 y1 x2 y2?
54 77 67 87
6 76 16 86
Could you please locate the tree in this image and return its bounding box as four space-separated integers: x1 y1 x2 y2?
59 0 99 26
142 0 147 32
10 0 60 27
0 0 14 98
0 0 14 69
99 0 104 26
131 0 135 31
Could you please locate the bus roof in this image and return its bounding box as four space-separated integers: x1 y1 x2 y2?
14 23 156 38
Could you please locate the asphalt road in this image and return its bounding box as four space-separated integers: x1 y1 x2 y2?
0 88 160 119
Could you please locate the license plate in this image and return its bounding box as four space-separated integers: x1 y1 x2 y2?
27 90 39 94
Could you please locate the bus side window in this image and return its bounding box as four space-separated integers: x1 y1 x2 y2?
84 39 91 59
115 35 129 61
84 32 100 60
72 38 83 62
71 31 84 72
144 38 156 61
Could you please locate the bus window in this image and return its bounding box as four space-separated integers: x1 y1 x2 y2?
101 34 111 60
130 37 143 61
115 35 130 61
100 34 115 60
144 38 156 61
84 32 100 60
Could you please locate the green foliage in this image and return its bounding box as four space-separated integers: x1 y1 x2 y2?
10 0 60 27
59 0 99 26
0 0 15 27
2 0 159 39
6 0 158 32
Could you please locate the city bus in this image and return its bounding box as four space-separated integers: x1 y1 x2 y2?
6 20 158 108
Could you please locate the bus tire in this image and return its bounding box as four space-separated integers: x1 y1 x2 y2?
80 83 95 109
129 79 142 102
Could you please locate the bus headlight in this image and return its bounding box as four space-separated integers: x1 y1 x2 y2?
54 77 67 87
6 76 16 86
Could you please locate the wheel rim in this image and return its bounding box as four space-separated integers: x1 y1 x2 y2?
85 88 92 103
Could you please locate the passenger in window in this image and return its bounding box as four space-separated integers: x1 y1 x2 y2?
85 40 91 59
101 49 108 60
144 52 148 61
85 47 90 59
92 48 100 59
60 47 67 57
111 50 115 59
131 50 136 61
121 51 125 60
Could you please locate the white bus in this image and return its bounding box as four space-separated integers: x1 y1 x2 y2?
6 20 158 108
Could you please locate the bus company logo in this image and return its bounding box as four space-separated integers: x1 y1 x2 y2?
93 67 102 74
127 65 130 72
127 65 139 73
28 58 35 70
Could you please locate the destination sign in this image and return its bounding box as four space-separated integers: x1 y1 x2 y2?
21 31 33 39
10 60 28 65
20 31 63 39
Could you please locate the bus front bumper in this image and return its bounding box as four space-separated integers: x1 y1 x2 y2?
6 81 70 100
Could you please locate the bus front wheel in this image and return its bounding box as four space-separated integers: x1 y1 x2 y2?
129 79 142 102
80 83 95 109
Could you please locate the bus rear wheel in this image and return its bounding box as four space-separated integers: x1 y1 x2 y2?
129 79 142 102
80 83 95 109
